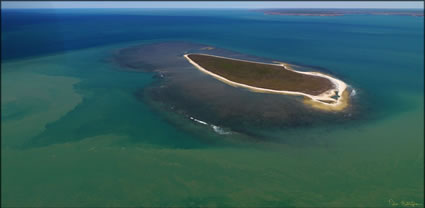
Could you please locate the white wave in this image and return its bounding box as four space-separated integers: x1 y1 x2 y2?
350 89 357 97
211 125 231 135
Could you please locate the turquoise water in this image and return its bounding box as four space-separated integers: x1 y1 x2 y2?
2 9 424 207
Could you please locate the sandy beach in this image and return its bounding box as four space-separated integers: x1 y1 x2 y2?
184 53 349 111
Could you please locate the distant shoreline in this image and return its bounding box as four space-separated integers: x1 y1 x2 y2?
258 9 424 17
184 53 350 111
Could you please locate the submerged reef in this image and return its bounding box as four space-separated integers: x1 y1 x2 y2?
113 41 361 139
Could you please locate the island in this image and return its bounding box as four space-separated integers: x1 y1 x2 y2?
184 53 350 111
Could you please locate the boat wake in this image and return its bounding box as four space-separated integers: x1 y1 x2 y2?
190 117 208 125
189 116 231 135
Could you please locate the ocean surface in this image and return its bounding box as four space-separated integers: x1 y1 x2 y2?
1 9 424 207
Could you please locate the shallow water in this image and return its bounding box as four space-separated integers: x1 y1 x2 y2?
1 9 423 207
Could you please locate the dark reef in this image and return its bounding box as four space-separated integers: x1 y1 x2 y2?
113 41 364 140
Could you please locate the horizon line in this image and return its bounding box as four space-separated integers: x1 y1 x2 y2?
2 7 424 10
2 1 424 9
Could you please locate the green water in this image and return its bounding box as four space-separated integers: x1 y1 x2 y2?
2 40 423 208
2 9 424 207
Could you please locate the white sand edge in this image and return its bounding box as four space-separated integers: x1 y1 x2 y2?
184 53 349 111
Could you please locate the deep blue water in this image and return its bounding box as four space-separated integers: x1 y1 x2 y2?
2 8 423 115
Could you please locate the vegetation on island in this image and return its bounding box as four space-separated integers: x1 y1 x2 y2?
187 54 334 95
